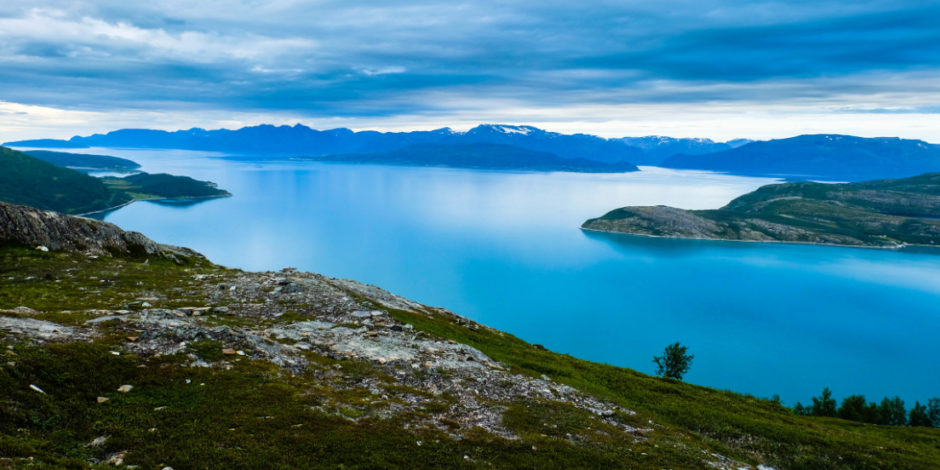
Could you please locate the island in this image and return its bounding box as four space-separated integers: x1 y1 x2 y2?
0 145 230 215
582 172 940 248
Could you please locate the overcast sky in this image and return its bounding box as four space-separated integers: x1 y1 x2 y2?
2 1 939 141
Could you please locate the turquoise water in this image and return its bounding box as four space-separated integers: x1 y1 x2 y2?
76 147 939 405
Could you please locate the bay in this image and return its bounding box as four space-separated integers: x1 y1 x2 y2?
79 147 940 405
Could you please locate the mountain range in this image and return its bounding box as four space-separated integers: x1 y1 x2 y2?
10 126 940 181
5 124 740 165
662 134 940 181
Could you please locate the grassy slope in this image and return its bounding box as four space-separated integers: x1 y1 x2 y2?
0 146 229 215
1 246 937 469
0 147 131 214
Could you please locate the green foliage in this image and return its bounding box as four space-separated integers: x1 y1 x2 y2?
880 397 908 426
929 398 940 427
838 395 872 422
908 402 932 427
0 146 131 214
811 387 837 417
652 342 693 380
795 389 940 428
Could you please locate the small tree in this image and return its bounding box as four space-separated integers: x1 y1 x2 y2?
837 394 868 422
810 387 837 417
878 397 907 426
909 402 932 427
653 342 693 380
928 398 940 428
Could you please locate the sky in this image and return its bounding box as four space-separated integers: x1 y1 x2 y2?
1 1 940 142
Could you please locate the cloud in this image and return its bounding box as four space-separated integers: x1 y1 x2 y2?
0 1 938 140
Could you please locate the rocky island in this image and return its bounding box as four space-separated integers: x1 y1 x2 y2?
583 172 940 248
1 201 938 468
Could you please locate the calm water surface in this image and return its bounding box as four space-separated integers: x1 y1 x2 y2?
73 147 940 405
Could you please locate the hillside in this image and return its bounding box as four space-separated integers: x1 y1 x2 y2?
0 146 229 215
582 173 940 248
0 201 938 469
0 146 131 214
662 134 940 181
306 143 639 172
24 150 141 173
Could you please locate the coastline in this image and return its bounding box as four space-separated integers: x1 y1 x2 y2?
75 193 230 218
579 225 940 251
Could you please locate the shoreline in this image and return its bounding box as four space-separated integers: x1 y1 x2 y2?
75 193 230 218
579 226 940 251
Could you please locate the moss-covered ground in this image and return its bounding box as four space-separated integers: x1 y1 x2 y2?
1 246 938 469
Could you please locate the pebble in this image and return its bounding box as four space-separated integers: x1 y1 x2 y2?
117 384 133 393
35 245 49 252
222 348 237 355
97 396 109 404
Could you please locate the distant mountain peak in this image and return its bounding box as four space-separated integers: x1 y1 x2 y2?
468 124 544 136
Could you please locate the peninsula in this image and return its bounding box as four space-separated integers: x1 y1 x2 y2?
582 173 940 248
0 146 230 215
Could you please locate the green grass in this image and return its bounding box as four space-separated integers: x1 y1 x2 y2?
375 303 940 469
1 246 938 469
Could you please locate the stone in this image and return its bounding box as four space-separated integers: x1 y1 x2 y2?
29 384 46 394
106 451 127 466
117 384 133 393
97 396 109 403
36 245 49 252
222 348 237 355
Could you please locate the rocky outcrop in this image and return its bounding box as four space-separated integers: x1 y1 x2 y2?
0 201 201 261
